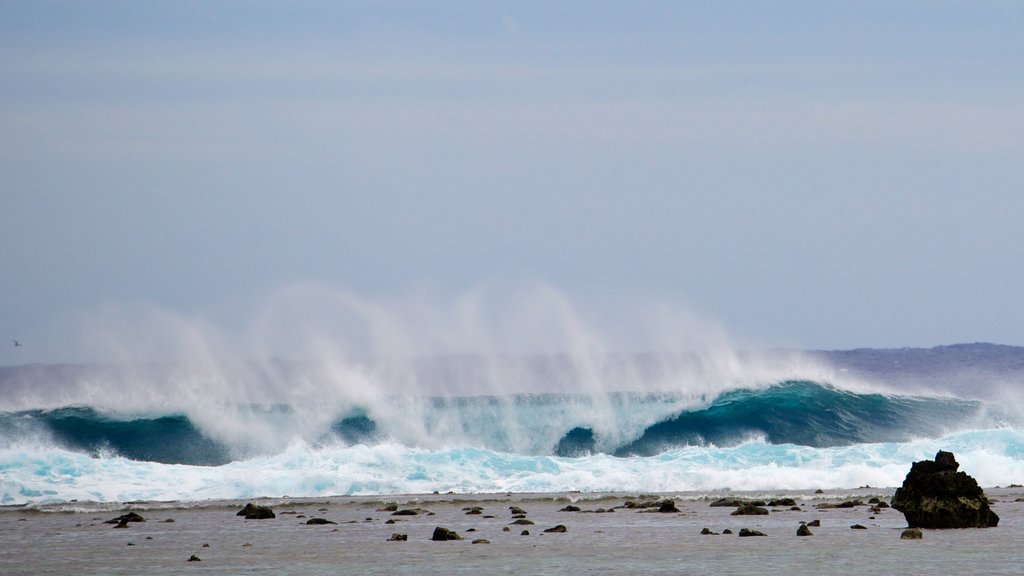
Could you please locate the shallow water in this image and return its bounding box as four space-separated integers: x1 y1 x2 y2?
2 490 1021 575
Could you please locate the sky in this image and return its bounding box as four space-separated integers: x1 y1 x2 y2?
2 1 1024 365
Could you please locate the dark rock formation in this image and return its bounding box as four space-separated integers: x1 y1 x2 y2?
187 555 201 562
900 528 923 540
543 524 568 533
464 506 484 515
815 500 863 509
722 529 733 534
388 533 408 541
237 503 275 519
431 526 462 541
700 527 719 535
509 506 527 515
807 519 820 527
305 518 336 525
471 539 491 544
768 498 797 507
731 505 769 516
737 528 765 537
796 524 812 536
850 524 867 529
560 505 582 512
890 450 999 528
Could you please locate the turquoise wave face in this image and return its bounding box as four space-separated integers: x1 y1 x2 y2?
0 381 999 465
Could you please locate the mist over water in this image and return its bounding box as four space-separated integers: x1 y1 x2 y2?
2 283 1021 505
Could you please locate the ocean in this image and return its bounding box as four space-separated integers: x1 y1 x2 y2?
2 343 1022 506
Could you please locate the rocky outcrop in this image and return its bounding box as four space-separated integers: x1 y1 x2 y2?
543 524 568 533
657 500 680 513
737 528 765 537
796 524 812 536
890 450 999 528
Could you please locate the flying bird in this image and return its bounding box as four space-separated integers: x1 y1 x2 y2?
12 340 21 347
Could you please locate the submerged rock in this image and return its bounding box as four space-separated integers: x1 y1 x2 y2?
543 524 568 533
700 527 719 535
737 528 766 537
796 524 813 536
388 533 408 541
305 518 336 525
890 450 999 528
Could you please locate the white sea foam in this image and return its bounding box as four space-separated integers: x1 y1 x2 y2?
3 429 1021 506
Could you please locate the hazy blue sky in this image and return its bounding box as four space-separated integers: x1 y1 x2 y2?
2 1 1023 364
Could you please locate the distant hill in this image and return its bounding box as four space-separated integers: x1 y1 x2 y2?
805 342 1024 394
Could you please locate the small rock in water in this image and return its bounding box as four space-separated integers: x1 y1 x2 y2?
559 505 582 512
509 506 527 515
187 555 201 562
237 503 276 520
306 518 337 525
731 505 769 516
471 539 491 544
657 500 680 513
431 526 462 541
796 524 813 536
543 524 568 533
699 527 719 535
388 533 408 542
738 528 766 537
510 519 535 525
520 530 530 536
850 524 868 530
900 528 923 540
807 519 821 527
722 529 733 535
105 512 145 524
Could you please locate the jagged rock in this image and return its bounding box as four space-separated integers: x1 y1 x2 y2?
738 528 766 537
658 500 680 513
305 518 336 525
890 450 999 528
388 533 407 541
237 504 275 519
431 526 462 541
543 524 568 533
731 505 769 516
900 528 923 540
796 524 813 536
699 527 719 535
